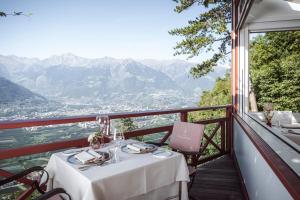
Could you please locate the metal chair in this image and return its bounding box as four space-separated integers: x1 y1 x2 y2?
0 166 71 200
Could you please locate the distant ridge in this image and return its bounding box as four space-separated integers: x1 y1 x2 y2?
0 77 47 104
0 54 227 105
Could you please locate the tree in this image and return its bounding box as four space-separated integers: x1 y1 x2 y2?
250 31 300 112
117 118 144 141
170 0 231 78
188 72 231 156
189 72 231 121
0 11 32 17
119 118 137 132
198 72 231 106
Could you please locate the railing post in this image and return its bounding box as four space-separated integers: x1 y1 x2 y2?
225 106 233 155
180 112 188 122
220 121 225 153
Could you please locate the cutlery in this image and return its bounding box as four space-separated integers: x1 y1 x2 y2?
78 161 109 171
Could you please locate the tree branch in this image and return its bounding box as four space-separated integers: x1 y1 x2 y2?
0 11 32 17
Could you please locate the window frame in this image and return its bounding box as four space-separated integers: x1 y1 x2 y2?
237 19 300 162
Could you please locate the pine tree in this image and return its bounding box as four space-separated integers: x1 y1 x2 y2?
170 0 231 78
0 11 31 17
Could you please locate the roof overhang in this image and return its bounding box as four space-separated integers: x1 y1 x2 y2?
245 0 300 30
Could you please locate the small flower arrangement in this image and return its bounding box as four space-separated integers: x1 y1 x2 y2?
88 116 109 149
263 103 274 127
88 132 103 146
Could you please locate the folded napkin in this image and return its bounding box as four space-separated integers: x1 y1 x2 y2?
75 150 103 164
127 143 149 152
87 149 103 159
75 151 95 164
281 123 300 129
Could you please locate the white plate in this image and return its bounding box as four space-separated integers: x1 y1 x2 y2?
121 143 157 154
67 151 110 165
152 150 173 158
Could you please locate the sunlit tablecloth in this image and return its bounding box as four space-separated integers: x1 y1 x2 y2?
45 142 190 200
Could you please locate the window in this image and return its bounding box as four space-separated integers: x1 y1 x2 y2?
247 30 300 147
236 0 300 176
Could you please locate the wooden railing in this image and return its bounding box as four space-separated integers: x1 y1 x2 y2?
0 105 232 199
0 105 232 161
0 105 232 160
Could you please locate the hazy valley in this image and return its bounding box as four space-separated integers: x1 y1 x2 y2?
0 54 226 116
0 54 226 153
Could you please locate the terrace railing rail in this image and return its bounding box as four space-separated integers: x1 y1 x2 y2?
0 104 232 161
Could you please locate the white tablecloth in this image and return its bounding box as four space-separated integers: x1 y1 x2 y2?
46 142 190 200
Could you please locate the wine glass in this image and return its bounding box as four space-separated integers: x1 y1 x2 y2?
274 113 281 128
108 127 124 163
113 128 125 148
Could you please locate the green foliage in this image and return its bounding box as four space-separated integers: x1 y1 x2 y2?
118 118 144 141
0 190 22 200
198 72 231 106
0 187 41 200
250 31 300 112
188 73 231 158
173 0 216 13
119 118 137 132
189 72 231 122
0 11 7 17
170 0 231 78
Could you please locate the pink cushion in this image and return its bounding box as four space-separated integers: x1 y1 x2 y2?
169 122 205 152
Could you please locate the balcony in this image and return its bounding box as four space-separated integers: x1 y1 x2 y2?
1 0 300 199
0 105 247 199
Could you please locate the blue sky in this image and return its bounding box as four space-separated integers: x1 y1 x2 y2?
0 0 204 60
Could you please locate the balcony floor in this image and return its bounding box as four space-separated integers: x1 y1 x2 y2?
190 155 244 200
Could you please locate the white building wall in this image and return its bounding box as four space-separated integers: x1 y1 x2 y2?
233 120 293 200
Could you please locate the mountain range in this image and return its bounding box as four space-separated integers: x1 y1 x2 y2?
0 54 227 105
0 77 46 104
